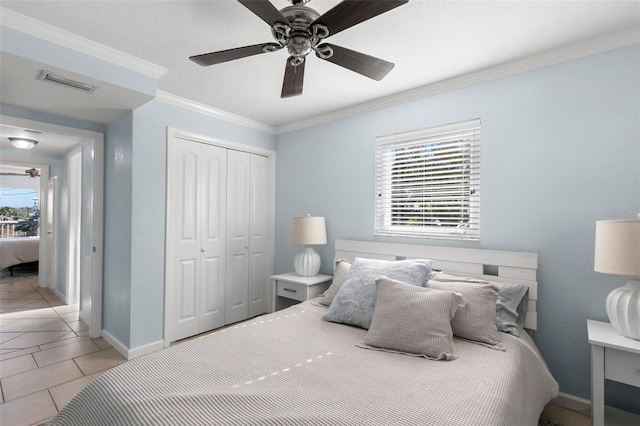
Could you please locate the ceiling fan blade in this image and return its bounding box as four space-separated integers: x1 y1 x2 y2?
190 43 281 66
281 59 305 98
313 0 408 36
238 0 290 27
318 44 394 81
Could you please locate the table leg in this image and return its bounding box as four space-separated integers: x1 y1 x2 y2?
591 344 605 426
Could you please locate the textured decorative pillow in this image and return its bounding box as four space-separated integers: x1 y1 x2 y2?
318 259 351 306
357 277 462 360
430 272 529 337
322 257 432 329
427 280 505 350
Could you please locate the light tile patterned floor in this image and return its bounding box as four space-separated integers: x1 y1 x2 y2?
0 270 126 426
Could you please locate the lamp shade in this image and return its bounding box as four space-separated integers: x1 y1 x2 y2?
594 219 640 276
290 216 327 245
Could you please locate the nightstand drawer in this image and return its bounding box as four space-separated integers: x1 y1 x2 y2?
276 281 307 302
605 347 640 387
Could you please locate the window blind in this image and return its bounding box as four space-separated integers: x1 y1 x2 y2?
375 119 481 240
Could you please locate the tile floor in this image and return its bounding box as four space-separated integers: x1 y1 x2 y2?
0 269 126 426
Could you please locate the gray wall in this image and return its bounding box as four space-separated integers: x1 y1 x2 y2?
274 44 640 413
103 112 134 347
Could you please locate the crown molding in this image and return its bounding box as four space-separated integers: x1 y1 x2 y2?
0 7 167 78
275 27 640 134
156 91 275 135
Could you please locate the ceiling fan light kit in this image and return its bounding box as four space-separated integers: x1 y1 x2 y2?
9 137 39 150
190 0 408 98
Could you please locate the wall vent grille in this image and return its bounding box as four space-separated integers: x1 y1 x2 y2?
37 70 98 93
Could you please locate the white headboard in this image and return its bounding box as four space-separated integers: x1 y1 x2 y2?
334 239 538 330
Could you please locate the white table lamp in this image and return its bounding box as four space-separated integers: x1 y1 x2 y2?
290 215 327 277
594 218 640 340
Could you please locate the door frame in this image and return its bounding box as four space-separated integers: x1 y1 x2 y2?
0 114 104 338
164 127 276 348
43 175 58 290
67 146 82 305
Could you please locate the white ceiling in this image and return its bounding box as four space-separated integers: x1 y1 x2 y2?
0 0 638 133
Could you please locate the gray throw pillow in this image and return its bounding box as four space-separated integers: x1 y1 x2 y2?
430 272 529 337
322 257 432 329
318 259 351 306
427 280 505 350
357 277 463 360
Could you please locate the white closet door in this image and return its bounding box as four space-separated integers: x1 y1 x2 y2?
248 154 269 317
167 138 202 341
199 144 228 331
225 150 250 324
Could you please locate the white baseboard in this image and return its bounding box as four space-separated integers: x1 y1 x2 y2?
127 339 164 360
552 392 640 426
50 286 65 303
100 329 129 359
552 392 591 411
100 329 164 360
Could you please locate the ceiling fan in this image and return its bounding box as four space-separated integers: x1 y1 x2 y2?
190 0 408 98
0 168 41 178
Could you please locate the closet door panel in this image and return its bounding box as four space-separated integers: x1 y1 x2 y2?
178 260 199 337
180 153 199 242
200 145 228 331
225 150 250 324
167 139 202 342
249 154 269 317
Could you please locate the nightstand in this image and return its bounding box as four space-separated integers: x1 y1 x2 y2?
270 273 332 312
587 319 640 426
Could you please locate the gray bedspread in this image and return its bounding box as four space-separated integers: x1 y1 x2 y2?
49 301 558 425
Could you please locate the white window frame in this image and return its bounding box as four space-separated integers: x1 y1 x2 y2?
375 119 481 241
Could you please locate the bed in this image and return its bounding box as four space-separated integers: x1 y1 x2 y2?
48 240 558 426
0 236 39 274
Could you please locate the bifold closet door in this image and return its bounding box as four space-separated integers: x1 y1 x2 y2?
167 139 227 342
225 150 250 324
225 151 270 324
248 154 269 317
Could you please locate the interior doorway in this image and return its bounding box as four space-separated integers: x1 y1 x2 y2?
0 115 104 338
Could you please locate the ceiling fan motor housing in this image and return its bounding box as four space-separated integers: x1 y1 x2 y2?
273 5 332 65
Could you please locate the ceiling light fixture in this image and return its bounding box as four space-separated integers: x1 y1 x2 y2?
9 137 39 150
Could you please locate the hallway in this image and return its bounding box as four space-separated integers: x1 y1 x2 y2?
0 269 126 425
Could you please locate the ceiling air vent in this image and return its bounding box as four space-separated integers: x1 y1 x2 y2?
37 70 98 94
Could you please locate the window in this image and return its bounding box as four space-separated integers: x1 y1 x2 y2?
375 119 480 240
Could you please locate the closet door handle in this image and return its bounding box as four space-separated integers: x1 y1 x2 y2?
201 248 206 253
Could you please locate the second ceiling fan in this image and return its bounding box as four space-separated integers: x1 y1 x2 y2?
190 0 408 98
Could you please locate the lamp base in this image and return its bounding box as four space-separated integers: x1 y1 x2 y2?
606 279 640 341
294 246 321 277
